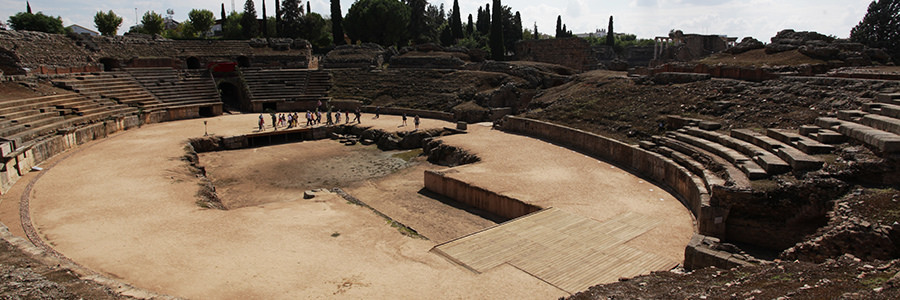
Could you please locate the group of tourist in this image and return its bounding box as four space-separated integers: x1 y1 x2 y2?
256 107 364 131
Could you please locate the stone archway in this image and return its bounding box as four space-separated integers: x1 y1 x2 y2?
99 58 120 71
186 57 202 69
237 56 251 68
218 81 242 111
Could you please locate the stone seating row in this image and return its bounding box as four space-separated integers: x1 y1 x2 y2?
808 93 900 154
667 131 768 180
0 93 137 147
242 69 332 103
127 68 221 108
54 73 165 111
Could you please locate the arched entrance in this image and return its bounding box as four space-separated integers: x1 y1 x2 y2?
218 82 242 111
237 56 251 68
99 58 120 71
186 57 202 69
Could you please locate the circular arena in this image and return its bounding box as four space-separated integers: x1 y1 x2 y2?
2 23 900 299
17 112 692 298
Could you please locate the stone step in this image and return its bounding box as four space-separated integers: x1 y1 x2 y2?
876 93 900 105
766 128 834 154
862 102 900 119
809 128 847 144
731 129 824 171
837 110 866 121
816 117 900 153
860 114 900 135
654 144 726 189
669 132 768 180
683 127 790 175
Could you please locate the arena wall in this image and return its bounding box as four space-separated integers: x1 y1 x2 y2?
360 106 455 122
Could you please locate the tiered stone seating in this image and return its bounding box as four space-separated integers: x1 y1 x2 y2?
127 68 222 110
808 93 900 154
0 93 137 146
648 115 830 189
242 69 332 103
54 72 166 111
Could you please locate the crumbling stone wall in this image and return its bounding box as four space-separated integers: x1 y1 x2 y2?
0 30 95 75
515 38 596 72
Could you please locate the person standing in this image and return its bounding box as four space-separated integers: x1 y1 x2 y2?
345 110 350 124
353 107 361 124
374 106 381 119
335 110 341 124
401 113 407 127
306 110 313 127
414 115 420 130
271 113 277 130
258 114 265 131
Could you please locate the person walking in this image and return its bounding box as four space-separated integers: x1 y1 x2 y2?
306 111 313 127
335 110 341 124
401 113 407 127
414 115 420 130
374 106 381 119
271 113 277 130
353 107 361 124
345 110 350 124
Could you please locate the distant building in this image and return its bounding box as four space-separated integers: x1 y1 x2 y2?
67 24 98 36
575 29 608 39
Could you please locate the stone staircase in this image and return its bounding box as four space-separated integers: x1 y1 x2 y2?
126 68 222 111
241 68 332 104
815 93 900 154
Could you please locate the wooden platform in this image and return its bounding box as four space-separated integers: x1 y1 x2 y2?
432 208 679 294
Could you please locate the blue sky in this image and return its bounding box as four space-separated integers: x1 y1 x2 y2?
1 0 873 41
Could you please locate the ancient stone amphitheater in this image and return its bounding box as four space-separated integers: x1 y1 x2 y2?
1 30 899 298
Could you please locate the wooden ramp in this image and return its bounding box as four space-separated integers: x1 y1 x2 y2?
432 208 679 294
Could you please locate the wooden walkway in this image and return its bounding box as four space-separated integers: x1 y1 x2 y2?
432 208 679 294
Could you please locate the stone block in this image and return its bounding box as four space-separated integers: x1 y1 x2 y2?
698 121 722 131
861 114 900 135
456 122 467 130
838 110 866 121
799 125 820 136
875 93 900 105
811 129 847 144
834 121 900 153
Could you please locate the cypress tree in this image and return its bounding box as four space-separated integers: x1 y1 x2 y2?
27 1 32 14
514 11 522 41
275 0 281 37
221 4 227 33
330 0 345 45
466 14 474 36
450 0 463 39
307 2 310 15
606 16 614 46
533 22 538 40
241 0 260 39
262 0 267 37
555 15 562 38
489 0 504 60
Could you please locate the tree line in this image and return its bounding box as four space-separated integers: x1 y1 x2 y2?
9 0 897 63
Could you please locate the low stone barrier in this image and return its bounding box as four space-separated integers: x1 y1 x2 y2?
424 169 540 220
360 106 455 122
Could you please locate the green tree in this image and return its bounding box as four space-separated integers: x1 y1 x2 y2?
489 0 504 60
223 12 245 39
466 14 474 36
407 0 428 44
141 11 165 35
94 10 123 36
533 22 539 40
606 16 614 46
26 1 32 14
274 0 281 36
555 15 562 38
188 9 215 37
8 11 65 33
281 0 303 38
303 12 332 47
450 0 463 39
850 0 900 63
241 0 260 39
423 3 445 42
439 23 453 46
331 0 345 45
344 0 410 46
475 5 490 35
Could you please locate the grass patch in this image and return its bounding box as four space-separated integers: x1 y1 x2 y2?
331 232 341 238
770 273 794 281
392 148 423 162
388 220 426 239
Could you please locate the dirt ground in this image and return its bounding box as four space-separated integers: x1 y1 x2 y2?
436 123 694 264
23 114 567 299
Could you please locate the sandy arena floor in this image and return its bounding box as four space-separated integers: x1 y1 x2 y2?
19 113 692 298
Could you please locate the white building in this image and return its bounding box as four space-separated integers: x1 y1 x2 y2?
575 29 608 39
67 24 99 36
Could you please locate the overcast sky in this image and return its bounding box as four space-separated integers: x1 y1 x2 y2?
1 0 873 41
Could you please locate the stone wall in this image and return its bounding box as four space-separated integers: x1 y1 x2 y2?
644 63 779 82
515 38 596 72
424 169 541 220
360 106 455 122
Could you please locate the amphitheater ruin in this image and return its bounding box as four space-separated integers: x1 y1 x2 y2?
1 28 900 298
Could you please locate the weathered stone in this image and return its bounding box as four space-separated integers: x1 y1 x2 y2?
303 191 315 199
725 37 764 54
